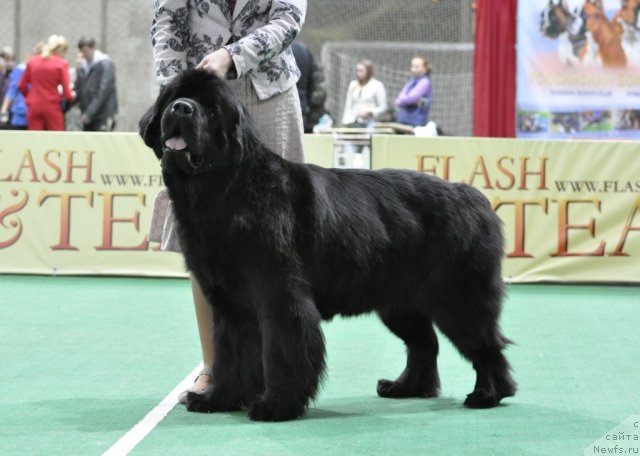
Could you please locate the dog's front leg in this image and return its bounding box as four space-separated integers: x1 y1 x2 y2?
249 290 326 422
186 313 264 413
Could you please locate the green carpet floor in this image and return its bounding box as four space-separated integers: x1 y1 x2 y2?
0 275 638 455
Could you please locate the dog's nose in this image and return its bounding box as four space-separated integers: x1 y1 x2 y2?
171 99 194 117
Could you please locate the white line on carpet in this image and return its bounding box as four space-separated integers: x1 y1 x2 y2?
102 363 203 456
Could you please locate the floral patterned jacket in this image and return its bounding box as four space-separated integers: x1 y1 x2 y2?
151 0 306 99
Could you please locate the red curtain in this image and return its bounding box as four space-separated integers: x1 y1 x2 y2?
473 0 517 137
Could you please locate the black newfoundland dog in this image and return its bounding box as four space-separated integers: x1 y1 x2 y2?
139 69 516 422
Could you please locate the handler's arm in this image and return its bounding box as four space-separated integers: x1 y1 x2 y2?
151 0 189 85
223 0 306 79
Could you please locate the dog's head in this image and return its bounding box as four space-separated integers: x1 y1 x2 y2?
139 69 256 175
580 0 610 34
540 0 578 37
619 0 640 29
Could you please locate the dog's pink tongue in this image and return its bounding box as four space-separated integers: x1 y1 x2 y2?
165 136 187 150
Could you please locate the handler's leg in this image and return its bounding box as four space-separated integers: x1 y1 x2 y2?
192 277 215 387
178 277 215 404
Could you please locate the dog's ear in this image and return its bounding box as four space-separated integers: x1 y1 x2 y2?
232 102 261 163
234 103 253 151
138 103 163 159
139 83 176 159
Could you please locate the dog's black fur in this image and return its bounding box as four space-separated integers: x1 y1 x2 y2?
139 69 516 422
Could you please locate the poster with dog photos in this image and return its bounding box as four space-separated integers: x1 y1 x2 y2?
517 0 640 139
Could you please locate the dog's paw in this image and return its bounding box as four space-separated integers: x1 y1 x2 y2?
463 389 500 408
377 379 440 398
248 399 305 422
377 379 411 398
184 388 241 414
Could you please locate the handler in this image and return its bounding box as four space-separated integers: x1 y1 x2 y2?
149 0 307 404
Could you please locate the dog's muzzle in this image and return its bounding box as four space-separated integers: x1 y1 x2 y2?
170 99 194 117
161 98 207 174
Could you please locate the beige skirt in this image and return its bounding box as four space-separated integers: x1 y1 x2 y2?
149 78 305 252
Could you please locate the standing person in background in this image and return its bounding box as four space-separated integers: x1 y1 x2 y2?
0 43 44 130
0 57 7 114
74 37 118 131
291 40 326 133
18 35 74 131
0 53 11 128
0 47 16 106
149 0 307 407
341 59 387 127
394 55 432 127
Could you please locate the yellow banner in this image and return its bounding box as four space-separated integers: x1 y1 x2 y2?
0 131 182 276
0 132 333 277
1 131 638 282
373 136 640 282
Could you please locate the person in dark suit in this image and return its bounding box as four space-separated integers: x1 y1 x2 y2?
74 37 118 131
292 40 326 133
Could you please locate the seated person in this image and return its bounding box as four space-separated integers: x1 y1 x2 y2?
394 56 432 127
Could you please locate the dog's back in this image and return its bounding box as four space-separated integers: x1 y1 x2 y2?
294 165 504 321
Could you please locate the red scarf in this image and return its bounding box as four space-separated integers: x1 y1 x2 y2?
229 0 236 15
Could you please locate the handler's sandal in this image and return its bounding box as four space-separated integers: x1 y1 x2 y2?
178 367 213 405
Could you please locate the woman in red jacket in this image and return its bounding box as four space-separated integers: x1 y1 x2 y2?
19 35 75 131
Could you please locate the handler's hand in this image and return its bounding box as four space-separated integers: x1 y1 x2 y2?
196 48 233 78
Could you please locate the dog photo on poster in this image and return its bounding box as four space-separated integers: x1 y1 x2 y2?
517 0 640 139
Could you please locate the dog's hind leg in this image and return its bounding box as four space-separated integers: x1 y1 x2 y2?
435 301 516 408
463 338 516 409
376 309 441 398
